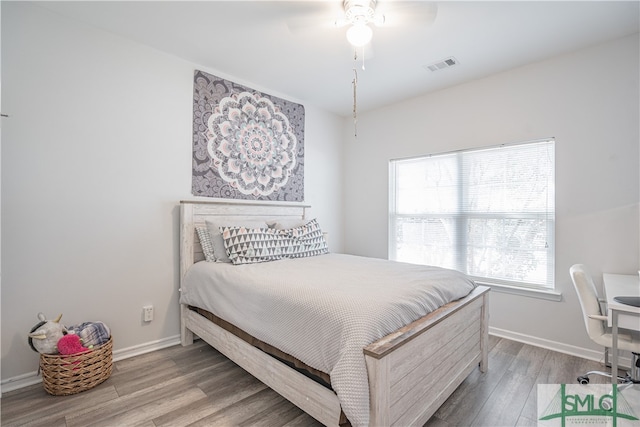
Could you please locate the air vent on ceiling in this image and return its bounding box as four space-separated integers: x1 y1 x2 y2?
424 57 458 72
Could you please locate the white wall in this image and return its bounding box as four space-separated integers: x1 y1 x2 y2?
3 1 637 388
1 2 343 383
342 34 640 354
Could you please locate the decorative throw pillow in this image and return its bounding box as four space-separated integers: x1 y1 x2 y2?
205 220 269 263
221 218 329 265
221 226 289 264
195 227 215 262
281 218 329 258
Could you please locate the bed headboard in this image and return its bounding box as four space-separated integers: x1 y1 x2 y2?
179 200 311 280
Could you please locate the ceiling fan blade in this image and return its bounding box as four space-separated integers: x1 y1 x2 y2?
285 1 346 35
375 1 438 28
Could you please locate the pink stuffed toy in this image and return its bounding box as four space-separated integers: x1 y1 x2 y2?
57 334 89 355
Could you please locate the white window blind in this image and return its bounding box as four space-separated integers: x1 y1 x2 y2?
389 139 555 290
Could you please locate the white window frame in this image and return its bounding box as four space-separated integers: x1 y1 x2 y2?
389 139 558 300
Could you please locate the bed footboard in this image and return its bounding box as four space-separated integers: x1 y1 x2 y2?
180 286 489 427
364 286 489 426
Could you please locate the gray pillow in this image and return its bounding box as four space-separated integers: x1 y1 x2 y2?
195 227 215 262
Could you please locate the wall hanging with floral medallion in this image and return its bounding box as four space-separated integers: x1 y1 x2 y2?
192 70 305 201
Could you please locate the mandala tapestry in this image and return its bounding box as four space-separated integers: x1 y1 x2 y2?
192 70 305 201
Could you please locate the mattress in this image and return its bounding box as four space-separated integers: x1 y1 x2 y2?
180 253 476 426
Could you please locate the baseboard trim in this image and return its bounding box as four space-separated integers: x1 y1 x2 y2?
489 327 633 368
1 335 181 395
112 335 181 362
3 329 632 395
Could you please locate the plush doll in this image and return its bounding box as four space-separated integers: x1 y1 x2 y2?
28 313 67 354
57 334 89 355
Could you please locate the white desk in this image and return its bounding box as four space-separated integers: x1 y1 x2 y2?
602 273 640 383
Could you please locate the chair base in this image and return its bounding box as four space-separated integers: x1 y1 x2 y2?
577 371 639 385
577 352 640 384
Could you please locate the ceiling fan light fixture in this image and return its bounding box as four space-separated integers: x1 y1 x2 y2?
344 0 376 24
346 23 373 47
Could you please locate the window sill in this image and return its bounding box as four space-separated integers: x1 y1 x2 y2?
474 281 562 301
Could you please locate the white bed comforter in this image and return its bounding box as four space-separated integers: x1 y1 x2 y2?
180 253 476 426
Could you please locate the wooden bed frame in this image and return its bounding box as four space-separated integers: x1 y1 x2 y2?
179 200 490 426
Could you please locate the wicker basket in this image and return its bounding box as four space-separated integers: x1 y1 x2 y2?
40 336 113 396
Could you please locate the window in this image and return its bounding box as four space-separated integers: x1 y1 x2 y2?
389 139 555 290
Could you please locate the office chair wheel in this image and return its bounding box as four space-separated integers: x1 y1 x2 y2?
577 376 590 384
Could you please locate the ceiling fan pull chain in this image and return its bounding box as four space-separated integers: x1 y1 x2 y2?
352 68 358 137
361 46 366 70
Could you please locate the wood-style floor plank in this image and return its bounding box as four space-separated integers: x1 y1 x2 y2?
186 388 287 427
282 412 324 427
151 396 215 427
1 337 619 427
515 346 610 425
469 370 536 427
507 343 549 378
429 339 521 426
1 383 120 427
65 377 204 427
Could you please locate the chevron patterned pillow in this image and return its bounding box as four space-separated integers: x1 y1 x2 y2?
221 219 328 265
278 218 329 259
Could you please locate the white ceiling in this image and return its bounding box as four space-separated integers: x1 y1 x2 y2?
33 1 640 117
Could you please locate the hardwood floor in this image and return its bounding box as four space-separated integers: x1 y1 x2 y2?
1 336 612 427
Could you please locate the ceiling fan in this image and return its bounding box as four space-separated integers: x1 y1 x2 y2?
287 1 438 50
342 0 383 47
287 1 438 137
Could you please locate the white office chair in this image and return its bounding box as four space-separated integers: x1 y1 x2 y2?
570 264 640 384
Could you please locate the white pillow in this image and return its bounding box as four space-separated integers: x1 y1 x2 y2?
205 219 269 262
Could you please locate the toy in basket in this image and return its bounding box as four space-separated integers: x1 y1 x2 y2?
28 314 113 396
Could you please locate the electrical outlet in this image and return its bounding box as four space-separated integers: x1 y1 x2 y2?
143 305 154 322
